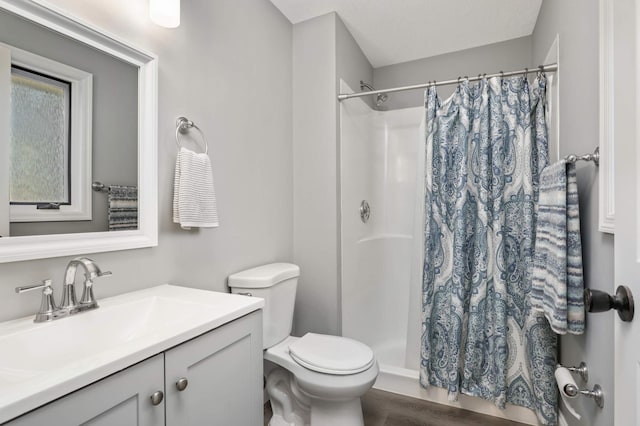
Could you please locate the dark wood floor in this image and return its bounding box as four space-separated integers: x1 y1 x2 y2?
362 389 530 426
264 388 531 426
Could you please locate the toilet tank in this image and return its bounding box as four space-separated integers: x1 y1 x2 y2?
228 263 300 349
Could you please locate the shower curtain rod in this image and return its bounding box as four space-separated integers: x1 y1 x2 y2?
337 63 558 101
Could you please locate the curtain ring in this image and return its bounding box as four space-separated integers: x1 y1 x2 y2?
538 65 545 78
483 73 487 79
457 76 462 84
499 70 504 78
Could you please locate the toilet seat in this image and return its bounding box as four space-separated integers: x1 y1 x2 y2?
265 335 379 402
288 333 375 375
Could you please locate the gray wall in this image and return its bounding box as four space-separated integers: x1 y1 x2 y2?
374 36 532 110
336 18 374 111
532 1 614 425
0 9 138 236
0 0 293 322
292 13 339 336
291 12 373 337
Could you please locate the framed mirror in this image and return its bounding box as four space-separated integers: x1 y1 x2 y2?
0 0 157 262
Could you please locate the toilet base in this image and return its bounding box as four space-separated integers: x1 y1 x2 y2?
309 398 364 426
267 368 310 426
266 367 366 426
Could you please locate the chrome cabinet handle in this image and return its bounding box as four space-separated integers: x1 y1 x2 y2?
150 390 164 406
176 377 188 391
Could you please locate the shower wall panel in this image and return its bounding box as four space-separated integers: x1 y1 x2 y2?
340 81 422 370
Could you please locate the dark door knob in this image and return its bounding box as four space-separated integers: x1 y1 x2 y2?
584 285 634 322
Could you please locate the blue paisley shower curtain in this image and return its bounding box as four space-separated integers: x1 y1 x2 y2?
420 75 558 425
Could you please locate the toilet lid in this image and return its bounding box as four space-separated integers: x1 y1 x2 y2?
288 333 375 375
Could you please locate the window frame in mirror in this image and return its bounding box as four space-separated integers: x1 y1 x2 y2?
7 43 93 223
0 0 158 262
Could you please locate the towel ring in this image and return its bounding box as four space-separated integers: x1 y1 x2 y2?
175 116 208 154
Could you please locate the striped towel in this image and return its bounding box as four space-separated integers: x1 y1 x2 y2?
108 185 138 231
173 147 219 229
531 160 585 334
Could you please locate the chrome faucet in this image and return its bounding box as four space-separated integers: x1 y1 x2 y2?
61 257 112 312
16 257 111 323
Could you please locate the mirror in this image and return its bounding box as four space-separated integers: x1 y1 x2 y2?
0 0 157 262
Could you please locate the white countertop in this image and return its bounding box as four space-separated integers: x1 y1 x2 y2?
0 284 264 424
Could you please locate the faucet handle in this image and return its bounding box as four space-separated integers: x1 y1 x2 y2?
15 279 65 323
15 279 53 294
78 268 111 310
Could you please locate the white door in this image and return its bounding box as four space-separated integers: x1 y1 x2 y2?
614 1 640 423
0 44 9 237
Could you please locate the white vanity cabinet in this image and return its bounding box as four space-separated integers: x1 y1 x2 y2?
5 311 263 426
164 309 263 425
5 355 166 426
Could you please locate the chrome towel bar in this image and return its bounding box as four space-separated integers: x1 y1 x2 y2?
564 147 599 166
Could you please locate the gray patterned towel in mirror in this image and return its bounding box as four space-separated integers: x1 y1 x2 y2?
108 185 138 231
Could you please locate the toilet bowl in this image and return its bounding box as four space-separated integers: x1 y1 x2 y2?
228 263 379 426
265 335 379 426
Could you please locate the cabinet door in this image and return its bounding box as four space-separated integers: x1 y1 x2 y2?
165 310 263 426
6 354 165 426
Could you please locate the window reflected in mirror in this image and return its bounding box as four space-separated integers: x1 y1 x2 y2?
2 44 93 228
10 65 71 207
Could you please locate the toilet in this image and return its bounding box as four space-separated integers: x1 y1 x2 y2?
228 263 379 426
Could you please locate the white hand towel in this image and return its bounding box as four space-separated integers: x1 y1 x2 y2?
173 147 219 229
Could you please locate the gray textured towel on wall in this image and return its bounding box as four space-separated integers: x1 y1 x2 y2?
531 160 585 335
108 185 138 231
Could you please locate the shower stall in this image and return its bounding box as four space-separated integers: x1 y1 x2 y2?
338 80 538 425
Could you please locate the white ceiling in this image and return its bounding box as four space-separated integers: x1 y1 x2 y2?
270 0 543 68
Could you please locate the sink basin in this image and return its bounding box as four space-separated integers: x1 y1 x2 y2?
0 284 263 423
0 296 214 383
